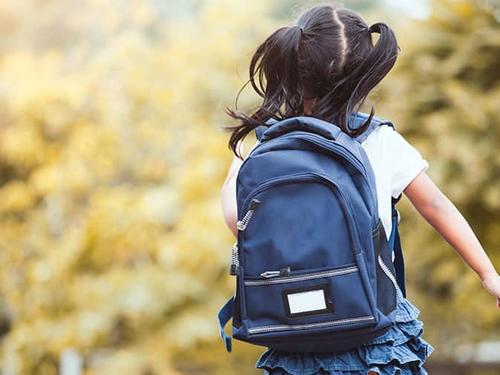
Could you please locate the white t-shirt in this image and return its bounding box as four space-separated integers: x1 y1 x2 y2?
361 125 429 243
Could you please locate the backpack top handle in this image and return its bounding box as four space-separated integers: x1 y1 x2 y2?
260 116 342 142
257 112 393 143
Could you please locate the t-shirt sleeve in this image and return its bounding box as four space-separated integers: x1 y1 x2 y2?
384 128 429 199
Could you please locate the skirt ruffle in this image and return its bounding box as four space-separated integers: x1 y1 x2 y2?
255 287 434 375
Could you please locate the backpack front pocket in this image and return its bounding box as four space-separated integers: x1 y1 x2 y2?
244 263 376 336
238 172 367 275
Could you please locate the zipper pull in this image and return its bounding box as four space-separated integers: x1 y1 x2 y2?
237 199 261 231
260 267 291 279
229 242 240 276
260 270 280 278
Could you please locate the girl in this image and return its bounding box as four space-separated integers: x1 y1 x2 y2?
220 4 500 374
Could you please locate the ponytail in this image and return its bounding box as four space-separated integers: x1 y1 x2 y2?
224 24 307 158
314 20 400 136
348 21 399 129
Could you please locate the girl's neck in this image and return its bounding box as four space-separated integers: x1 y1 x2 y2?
303 97 317 115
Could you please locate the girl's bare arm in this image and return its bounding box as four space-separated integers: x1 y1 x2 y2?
404 171 500 308
220 140 260 238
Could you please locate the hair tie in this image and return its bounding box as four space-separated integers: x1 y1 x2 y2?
361 25 371 35
292 24 305 35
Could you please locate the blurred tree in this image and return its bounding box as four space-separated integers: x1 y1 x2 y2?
0 0 273 373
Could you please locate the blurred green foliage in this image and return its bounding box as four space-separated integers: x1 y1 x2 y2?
0 0 498 374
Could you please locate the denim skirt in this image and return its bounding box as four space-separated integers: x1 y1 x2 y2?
255 285 434 375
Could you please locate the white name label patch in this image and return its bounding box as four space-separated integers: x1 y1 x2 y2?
287 289 327 314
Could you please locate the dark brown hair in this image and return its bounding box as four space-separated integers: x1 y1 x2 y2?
224 3 400 158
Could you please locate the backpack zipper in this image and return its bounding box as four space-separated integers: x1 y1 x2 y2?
246 265 359 286
377 254 398 291
239 131 369 182
237 173 305 231
236 199 261 231
252 131 377 215
238 172 364 274
260 266 291 279
259 270 281 278
248 315 375 335
235 130 377 232
240 172 362 250
288 133 368 177
289 133 378 213
229 242 240 275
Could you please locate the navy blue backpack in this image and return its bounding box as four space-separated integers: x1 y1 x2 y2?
218 112 407 353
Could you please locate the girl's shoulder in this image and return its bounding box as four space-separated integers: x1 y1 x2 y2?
362 121 417 155
361 121 429 199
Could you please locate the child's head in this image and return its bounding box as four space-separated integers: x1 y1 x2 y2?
226 3 400 158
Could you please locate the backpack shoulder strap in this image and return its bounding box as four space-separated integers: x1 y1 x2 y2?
217 296 234 352
390 197 406 297
352 112 395 143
